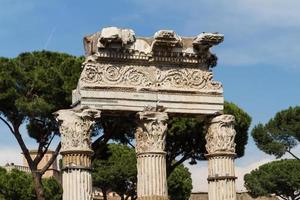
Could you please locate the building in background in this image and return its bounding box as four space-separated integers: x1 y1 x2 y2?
3 150 60 182
22 150 60 180
3 152 279 200
189 192 278 200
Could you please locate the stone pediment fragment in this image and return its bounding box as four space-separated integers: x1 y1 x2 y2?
193 32 224 50
98 27 136 48
151 30 183 50
83 27 224 69
83 27 136 55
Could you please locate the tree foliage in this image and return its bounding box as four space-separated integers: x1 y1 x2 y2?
252 106 300 159
167 164 193 200
165 101 251 175
0 51 83 199
244 159 300 200
92 144 137 200
92 144 193 200
92 102 251 177
0 50 251 199
92 101 251 177
0 167 62 200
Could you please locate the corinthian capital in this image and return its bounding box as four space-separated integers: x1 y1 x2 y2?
205 114 236 154
135 111 168 154
54 108 101 152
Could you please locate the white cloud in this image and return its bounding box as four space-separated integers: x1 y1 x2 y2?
187 162 208 192
187 159 271 192
235 158 272 192
187 145 300 192
129 0 300 70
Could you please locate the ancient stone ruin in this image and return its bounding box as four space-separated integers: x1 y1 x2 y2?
55 27 237 200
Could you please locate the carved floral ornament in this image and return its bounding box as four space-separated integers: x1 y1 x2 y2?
205 115 236 154
135 111 168 154
54 108 101 152
80 62 222 92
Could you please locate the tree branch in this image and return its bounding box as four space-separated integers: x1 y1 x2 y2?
0 116 15 135
12 125 34 168
127 141 135 148
34 142 45 166
40 142 61 175
278 194 288 200
92 134 105 149
0 116 36 169
34 132 55 165
168 154 189 176
287 150 300 160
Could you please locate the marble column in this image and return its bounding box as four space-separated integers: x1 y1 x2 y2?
135 110 169 200
55 108 101 200
205 115 237 200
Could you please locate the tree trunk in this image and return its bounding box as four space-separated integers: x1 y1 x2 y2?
102 188 108 200
32 172 45 200
120 194 125 200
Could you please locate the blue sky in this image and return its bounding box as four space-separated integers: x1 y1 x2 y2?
1 0 300 192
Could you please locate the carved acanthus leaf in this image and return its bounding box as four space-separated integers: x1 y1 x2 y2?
135 111 168 154
54 108 101 152
205 115 236 154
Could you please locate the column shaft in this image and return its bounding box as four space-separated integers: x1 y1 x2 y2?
63 169 92 200
135 110 169 200
55 108 100 200
205 115 237 200
207 154 236 200
137 153 168 199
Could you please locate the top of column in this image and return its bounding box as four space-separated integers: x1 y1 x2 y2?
83 27 223 69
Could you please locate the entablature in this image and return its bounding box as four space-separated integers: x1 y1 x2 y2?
73 27 224 116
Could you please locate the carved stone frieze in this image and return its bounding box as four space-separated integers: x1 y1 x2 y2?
54 108 101 152
205 115 236 154
80 62 222 92
75 27 225 115
135 111 168 154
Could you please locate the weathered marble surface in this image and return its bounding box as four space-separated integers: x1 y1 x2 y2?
189 193 278 200
206 115 237 200
61 27 237 200
55 108 101 153
135 110 169 200
55 108 100 200
73 27 224 115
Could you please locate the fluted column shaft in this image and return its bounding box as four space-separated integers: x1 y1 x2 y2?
135 110 169 200
205 115 237 200
55 108 101 200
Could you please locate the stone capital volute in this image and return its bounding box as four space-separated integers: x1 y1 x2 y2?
205 114 236 154
54 107 101 152
135 110 168 154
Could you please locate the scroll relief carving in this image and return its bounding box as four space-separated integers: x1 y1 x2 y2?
54 108 101 152
135 111 168 154
205 115 236 154
80 62 222 92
